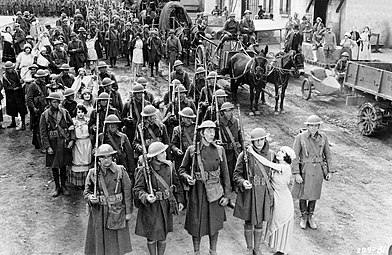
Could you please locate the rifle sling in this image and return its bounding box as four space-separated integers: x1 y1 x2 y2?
223 125 240 157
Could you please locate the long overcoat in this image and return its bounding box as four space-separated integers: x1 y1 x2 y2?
134 160 184 240
147 36 163 64
178 142 230 237
2 70 28 117
84 163 133 255
233 142 274 225
39 107 74 168
105 30 120 58
291 130 333 200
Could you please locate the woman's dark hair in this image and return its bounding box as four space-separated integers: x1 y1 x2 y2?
76 104 88 114
283 153 292 164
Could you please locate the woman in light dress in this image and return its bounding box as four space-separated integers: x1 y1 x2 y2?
1 26 16 63
132 33 144 76
80 89 94 118
359 26 372 60
68 104 92 188
257 146 296 255
86 32 98 72
15 43 34 81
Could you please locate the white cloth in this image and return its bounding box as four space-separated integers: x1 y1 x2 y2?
86 38 98 61
1 32 12 43
359 32 371 60
132 39 144 64
72 118 92 173
36 53 50 67
16 52 34 81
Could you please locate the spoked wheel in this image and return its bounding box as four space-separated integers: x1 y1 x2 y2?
301 79 312 100
357 102 384 136
195 45 206 70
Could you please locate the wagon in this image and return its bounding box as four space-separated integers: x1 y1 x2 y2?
344 61 392 136
301 68 341 100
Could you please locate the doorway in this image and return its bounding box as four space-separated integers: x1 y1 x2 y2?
313 0 329 24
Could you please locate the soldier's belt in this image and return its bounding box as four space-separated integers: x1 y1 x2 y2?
98 193 123 205
249 175 265 186
155 190 170 200
302 157 323 164
195 169 220 181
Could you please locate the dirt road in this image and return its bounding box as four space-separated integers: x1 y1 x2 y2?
1 53 392 255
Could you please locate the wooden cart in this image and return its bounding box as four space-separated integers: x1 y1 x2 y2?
344 61 392 136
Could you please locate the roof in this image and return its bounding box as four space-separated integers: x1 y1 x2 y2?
158 1 192 32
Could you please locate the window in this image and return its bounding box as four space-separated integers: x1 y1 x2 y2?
280 0 291 15
263 0 274 13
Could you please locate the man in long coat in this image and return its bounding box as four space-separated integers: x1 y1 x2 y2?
178 120 230 255
105 24 120 68
40 92 75 197
165 29 182 68
291 115 333 230
84 144 133 255
233 128 274 255
68 32 85 74
147 29 163 77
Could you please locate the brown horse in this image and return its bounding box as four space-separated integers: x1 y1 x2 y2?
226 45 269 115
264 50 305 114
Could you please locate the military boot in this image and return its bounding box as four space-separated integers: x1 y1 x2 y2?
308 214 318 230
253 228 263 255
209 233 218 255
52 169 61 197
244 228 253 255
157 240 166 255
147 240 157 255
300 213 307 229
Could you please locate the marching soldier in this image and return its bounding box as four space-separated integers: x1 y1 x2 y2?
169 60 191 91
62 88 77 118
136 77 155 103
121 84 150 144
40 92 75 197
203 89 228 122
170 107 196 171
100 77 123 114
165 29 182 68
68 32 85 75
291 115 333 230
216 12 240 51
88 92 120 139
56 64 75 88
233 128 275 255
96 61 119 91
133 105 170 159
51 40 69 74
188 66 206 104
147 29 164 77
98 115 135 182
217 102 242 191
134 142 184 255
84 144 133 255
163 79 181 105
178 120 230 255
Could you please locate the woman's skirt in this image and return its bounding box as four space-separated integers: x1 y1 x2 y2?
2 41 16 63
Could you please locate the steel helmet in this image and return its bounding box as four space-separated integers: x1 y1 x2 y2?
97 61 108 68
147 142 169 158
59 64 71 70
136 77 148 86
63 88 75 97
171 79 181 87
35 69 48 78
132 84 145 93
207 71 218 79
195 67 206 74
95 144 117 157
175 85 187 93
341 52 349 57
214 89 228 97
81 88 91 95
197 120 217 130
141 105 158 117
3 61 15 69
304 115 323 125
104 114 121 124
220 102 235 111
179 107 196 118
46 92 62 101
97 92 111 100
101 77 114 87
173 60 184 68
250 128 270 141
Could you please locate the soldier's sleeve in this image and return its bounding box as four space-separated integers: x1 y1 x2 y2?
117 93 123 113
177 37 182 52
133 167 149 205
172 162 184 204
170 126 180 152
83 168 95 201
26 83 35 109
123 136 135 181
132 124 142 151
65 111 76 141
178 145 193 180
292 134 302 174
323 134 333 172
88 110 96 135
184 73 191 91
233 151 246 191
121 101 129 121
120 166 133 214
39 111 50 149
219 147 231 196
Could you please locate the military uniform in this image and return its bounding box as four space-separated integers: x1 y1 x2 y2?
88 106 120 137
133 121 170 158
171 122 195 171
165 35 182 68
169 70 191 91
51 48 69 74
56 72 75 88
120 97 150 143
164 97 196 141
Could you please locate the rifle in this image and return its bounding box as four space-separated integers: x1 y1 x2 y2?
101 90 112 135
238 106 250 181
177 85 182 152
138 93 153 195
213 74 222 141
189 103 200 181
93 99 100 197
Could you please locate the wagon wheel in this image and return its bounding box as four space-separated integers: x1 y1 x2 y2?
301 79 312 100
357 102 384 136
195 45 206 71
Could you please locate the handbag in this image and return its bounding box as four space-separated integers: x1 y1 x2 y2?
197 150 223 203
99 168 126 230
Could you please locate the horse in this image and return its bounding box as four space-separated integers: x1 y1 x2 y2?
225 45 269 115
263 50 305 114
